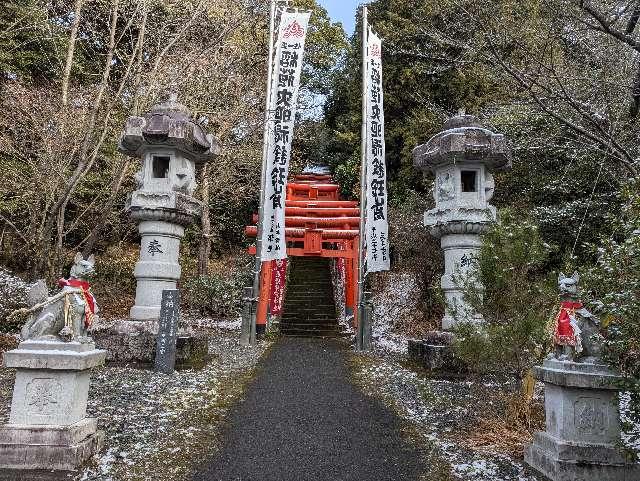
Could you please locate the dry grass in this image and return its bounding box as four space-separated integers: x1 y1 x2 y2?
452 393 545 458
0 333 19 363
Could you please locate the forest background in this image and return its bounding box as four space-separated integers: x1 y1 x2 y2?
0 0 639 447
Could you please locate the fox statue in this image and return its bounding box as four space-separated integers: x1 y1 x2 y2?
18 253 99 342
549 271 603 363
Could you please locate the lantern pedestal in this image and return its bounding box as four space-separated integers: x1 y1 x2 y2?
92 94 219 369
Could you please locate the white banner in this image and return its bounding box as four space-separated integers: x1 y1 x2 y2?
364 28 390 272
260 11 311 261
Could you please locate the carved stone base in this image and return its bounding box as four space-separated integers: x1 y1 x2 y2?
524 359 640 480
526 432 640 481
4 341 106 426
92 323 208 369
0 341 105 474
0 419 103 472
408 331 464 372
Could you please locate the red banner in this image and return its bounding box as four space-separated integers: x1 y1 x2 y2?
270 259 288 315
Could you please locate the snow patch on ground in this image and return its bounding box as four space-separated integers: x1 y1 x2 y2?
0 330 268 481
185 316 242 331
353 357 542 481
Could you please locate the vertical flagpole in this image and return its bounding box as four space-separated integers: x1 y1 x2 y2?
357 5 368 351
244 0 277 346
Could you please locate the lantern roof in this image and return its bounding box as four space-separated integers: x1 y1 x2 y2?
118 93 220 164
413 114 511 173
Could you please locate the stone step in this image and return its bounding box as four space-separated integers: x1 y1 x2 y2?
279 323 337 328
280 328 350 338
282 257 338 336
280 315 338 324
282 306 336 312
284 302 334 307
282 308 336 319
286 286 333 290
281 321 339 328
283 299 335 305
282 309 336 319
283 302 335 308
284 292 334 299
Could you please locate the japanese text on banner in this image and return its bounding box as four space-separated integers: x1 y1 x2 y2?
365 29 390 272
260 11 311 261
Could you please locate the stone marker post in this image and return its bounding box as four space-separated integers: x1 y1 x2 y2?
413 114 511 329
154 289 180 374
119 93 219 323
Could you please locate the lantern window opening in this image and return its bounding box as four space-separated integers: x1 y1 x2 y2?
460 170 478 193
152 155 171 179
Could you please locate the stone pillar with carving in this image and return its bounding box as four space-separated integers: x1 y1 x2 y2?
119 94 219 322
413 114 511 330
525 359 640 480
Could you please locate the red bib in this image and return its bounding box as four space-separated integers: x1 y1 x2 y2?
58 278 96 328
554 301 582 346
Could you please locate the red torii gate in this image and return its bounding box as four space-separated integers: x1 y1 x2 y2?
245 173 360 333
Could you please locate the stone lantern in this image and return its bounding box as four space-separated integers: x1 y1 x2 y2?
119 94 219 321
413 114 511 330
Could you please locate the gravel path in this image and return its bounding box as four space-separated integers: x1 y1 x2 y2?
193 337 425 481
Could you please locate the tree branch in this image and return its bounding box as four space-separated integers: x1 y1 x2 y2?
578 0 640 52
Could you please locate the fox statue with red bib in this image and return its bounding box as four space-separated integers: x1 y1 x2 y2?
19 252 99 342
548 271 603 363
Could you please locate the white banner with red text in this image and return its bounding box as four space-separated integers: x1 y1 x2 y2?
260 11 311 261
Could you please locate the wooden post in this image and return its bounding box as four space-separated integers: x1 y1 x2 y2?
256 260 273 335
356 5 369 350
353 239 360 330
243 0 277 346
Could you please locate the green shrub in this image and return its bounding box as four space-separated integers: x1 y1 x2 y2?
93 244 138 293
452 210 557 378
582 182 640 449
182 264 251 319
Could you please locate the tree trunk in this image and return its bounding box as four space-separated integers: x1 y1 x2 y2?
197 162 212 276
34 0 120 276
61 0 84 107
82 158 131 257
54 197 70 279
630 61 640 118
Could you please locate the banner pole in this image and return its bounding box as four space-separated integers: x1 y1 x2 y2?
357 5 368 351
245 0 277 346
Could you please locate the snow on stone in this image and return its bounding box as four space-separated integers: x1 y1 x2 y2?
620 391 640 452
301 164 331 175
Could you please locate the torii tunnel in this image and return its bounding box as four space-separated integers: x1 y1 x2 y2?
245 173 360 334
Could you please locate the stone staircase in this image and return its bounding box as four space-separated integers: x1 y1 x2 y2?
280 257 345 337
